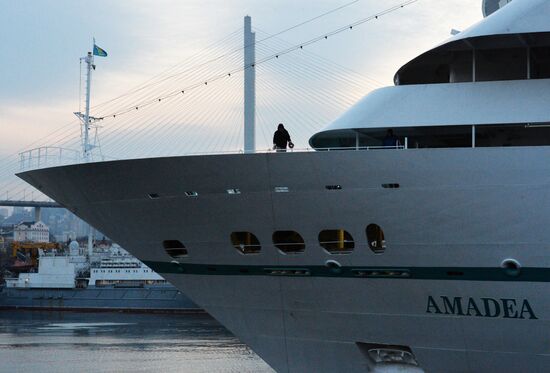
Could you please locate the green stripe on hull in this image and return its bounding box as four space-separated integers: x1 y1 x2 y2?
144 261 550 282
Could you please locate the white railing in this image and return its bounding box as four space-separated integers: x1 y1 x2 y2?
19 147 80 171
90 145 408 162
172 144 407 157
17 144 408 170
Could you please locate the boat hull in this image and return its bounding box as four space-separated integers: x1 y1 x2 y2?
0 284 201 313
18 147 550 372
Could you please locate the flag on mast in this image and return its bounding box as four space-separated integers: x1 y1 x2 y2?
93 43 108 57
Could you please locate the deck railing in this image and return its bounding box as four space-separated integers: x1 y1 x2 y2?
17 144 408 171
19 146 80 172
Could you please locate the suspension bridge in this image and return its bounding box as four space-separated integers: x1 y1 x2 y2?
0 1 417 214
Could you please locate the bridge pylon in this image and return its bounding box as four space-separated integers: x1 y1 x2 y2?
244 16 256 153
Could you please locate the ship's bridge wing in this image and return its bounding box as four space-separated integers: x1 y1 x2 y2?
395 0 550 85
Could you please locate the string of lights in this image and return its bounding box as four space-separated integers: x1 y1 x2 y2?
97 0 418 120
89 0 361 112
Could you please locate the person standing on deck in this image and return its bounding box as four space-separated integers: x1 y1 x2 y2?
383 129 399 148
273 123 294 152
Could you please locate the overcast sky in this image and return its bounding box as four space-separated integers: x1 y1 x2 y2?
0 0 483 161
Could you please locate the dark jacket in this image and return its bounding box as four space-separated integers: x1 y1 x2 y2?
383 135 398 147
273 129 291 148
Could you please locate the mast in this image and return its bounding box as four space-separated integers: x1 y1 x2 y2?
75 38 102 163
244 16 256 153
83 49 93 162
76 39 99 257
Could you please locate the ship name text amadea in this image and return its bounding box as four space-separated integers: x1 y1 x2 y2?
427 296 537 319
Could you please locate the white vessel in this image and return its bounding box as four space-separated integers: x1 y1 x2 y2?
1 243 199 312
18 0 550 371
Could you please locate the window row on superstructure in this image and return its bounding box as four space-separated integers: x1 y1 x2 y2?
312 124 550 150
93 269 140 273
162 224 386 260
396 34 550 85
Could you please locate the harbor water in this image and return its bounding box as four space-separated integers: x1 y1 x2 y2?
0 310 273 373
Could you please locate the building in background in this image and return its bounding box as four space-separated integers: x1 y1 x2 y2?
13 221 49 243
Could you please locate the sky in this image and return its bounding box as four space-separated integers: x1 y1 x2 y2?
0 0 483 163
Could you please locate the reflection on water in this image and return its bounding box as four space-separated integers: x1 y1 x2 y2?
38 322 135 331
0 310 273 373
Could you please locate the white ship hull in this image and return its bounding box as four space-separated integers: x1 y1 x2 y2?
18 147 550 372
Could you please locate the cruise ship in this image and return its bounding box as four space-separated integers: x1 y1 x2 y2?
17 0 550 371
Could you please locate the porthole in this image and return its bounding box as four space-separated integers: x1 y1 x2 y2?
381 183 400 189
318 229 354 254
366 224 386 253
501 258 521 277
163 240 188 259
273 231 305 254
230 232 261 254
325 259 342 273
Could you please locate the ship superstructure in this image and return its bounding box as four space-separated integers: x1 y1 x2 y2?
17 0 550 371
1 243 200 312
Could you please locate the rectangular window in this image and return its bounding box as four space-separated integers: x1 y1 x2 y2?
476 124 550 147
530 47 550 79
450 50 473 83
476 48 527 82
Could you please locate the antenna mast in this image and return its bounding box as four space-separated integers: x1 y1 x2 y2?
74 39 107 257
75 39 103 163
83 50 93 162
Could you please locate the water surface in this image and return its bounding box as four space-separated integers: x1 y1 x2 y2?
0 310 273 373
